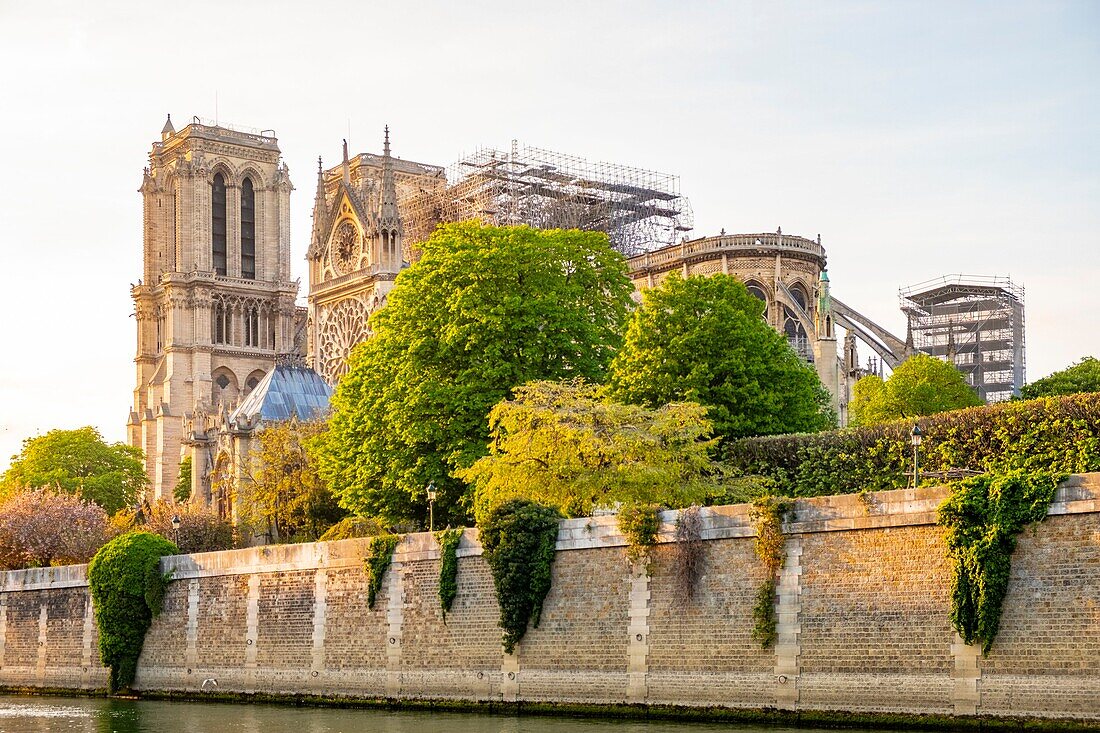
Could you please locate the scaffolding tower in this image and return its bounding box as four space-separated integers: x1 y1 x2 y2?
403 143 693 257
900 275 1025 403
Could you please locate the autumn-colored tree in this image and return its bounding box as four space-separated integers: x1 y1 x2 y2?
606 273 834 439
1 427 145 513
112 500 234 554
242 419 344 542
849 353 982 426
313 223 634 526
0 488 113 569
458 379 722 523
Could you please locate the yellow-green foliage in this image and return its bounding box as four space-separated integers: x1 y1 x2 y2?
87 531 179 693
725 394 1100 497
938 469 1060 653
617 502 662 564
849 353 982 427
748 497 789 648
459 379 721 524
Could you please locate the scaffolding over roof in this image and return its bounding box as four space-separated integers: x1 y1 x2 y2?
900 275 1025 403
403 143 693 257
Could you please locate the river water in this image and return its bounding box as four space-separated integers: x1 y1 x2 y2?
0 695 891 733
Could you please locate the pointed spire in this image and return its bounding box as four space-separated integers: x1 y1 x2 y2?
314 156 326 204
378 125 399 226
341 139 351 185
161 114 175 140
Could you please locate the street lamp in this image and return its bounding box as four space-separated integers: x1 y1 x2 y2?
171 514 181 547
910 424 923 488
427 482 437 533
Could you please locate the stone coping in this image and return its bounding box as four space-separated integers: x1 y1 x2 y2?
2 473 1096 592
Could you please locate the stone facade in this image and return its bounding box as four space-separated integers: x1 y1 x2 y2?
2 477 1098 720
305 132 445 384
128 117 300 501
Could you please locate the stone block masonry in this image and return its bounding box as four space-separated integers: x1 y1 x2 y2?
1 476 1098 721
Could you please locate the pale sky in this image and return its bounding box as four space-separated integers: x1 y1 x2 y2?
0 1 1097 470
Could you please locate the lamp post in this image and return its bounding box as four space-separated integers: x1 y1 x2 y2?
910 424 923 488
171 514 181 547
427 482 437 533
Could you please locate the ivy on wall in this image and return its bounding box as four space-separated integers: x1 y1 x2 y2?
748 496 790 648
938 469 1061 653
364 534 401 610
436 528 463 618
87 531 178 693
673 506 704 602
617 502 662 567
478 499 562 654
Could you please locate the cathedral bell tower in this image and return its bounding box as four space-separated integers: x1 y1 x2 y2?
128 115 297 501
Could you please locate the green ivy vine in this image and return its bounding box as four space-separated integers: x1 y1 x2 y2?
87 531 178 693
617 502 662 566
748 496 790 649
436 528 464 618
478 499 562 654
364 534 401 610
938 469 1061 653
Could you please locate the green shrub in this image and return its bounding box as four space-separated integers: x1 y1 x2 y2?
87 531 179 693
938 469 1060 653
364 534 401 610
723 394 1100 497
617 502 662 565
436 528 464 618
478 499 562 654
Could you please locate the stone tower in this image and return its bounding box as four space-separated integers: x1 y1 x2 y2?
128 116 297 501
306 127 443 383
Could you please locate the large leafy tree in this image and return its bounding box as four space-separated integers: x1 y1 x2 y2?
849 352 982 426
1020 357 1100 400
606 273 834 439
313 223 634 527
458 379 722 523
240 419 344 543
1 427 145 513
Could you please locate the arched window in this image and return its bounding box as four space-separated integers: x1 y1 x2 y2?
789 284 808 312
244 305 259 347
213 300 229 344
241 177 256 279
744 281 768 302
211 173 227 276
391 230 400 264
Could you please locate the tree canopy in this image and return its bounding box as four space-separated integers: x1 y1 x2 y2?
849 353 982 426
606 273 834 439
0 488 113 569
1 427 145 513
458 379 722 523
1020 357 1100 400
312 223 634 527
241 419 344 543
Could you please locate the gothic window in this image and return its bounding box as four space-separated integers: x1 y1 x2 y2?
241 177 256 280
744 280 768 302
212 367 239 406
317 297 372 383
244 305 260 347
213 300 229 345
390 230 400 265
212 173 227 276
789 283 808 312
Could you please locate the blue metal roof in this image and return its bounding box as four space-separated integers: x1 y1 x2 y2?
231 364 332 424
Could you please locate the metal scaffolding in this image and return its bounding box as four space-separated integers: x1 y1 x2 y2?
900 275 1025 403
403 143 693 256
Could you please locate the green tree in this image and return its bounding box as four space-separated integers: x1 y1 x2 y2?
458 379 722 523
1 427 145 513
241 419 345 542
1020 357 1100 400
313 223 634 527
174 456 192 503
849 353 982 426
606 273 834 439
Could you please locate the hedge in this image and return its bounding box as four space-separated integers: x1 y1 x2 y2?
722 393 1100 497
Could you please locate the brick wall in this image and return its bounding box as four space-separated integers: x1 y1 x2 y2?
1 476 1098 721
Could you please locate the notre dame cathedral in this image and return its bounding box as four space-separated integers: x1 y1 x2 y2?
128 116 441 509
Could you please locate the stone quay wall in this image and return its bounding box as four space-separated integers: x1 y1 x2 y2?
1 476 1097 721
